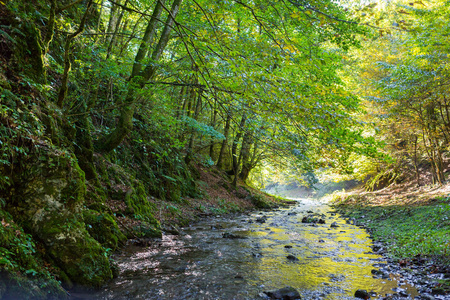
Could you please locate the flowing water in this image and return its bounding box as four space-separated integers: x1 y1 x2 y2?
91 198 418 299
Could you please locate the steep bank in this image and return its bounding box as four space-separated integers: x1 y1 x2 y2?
331 184 450 296
0 2 286 298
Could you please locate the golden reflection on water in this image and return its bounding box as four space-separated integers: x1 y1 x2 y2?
97 199 418 299
240 202 417 298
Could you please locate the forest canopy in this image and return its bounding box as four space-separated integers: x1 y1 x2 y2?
1 0 375 187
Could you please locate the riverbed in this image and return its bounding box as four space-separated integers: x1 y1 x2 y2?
90 198 418 299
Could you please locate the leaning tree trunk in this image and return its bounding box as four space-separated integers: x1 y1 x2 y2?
57 0 94 107
106 0 129 59
105 0 122 45
96 0 182 153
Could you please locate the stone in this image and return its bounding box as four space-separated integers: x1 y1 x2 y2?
286 255 299 261
264 286 302 299
9 155 113 287
371 269 384 276
419 293 435 300
431 287 446 295
222 232 245 239
301 214 325 224
256 217 267 223
354 289 370 299
330 222 339 228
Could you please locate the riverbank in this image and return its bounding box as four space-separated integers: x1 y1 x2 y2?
330 183 450 297
116 164 293 240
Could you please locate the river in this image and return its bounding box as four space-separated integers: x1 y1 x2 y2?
89 198 418 299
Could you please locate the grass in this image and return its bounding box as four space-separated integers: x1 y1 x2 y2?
334 198 450 264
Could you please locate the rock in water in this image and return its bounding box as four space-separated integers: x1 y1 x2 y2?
354 289 370 299
264 286 302 299
256 217 267 223
286 255 299 261
222 232 245 239
330 222 339 228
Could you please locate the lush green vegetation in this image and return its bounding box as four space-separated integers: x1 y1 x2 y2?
1 0 450 297
335 199 450 263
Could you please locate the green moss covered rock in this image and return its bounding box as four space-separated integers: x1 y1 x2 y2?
83 209 126 250
8 154 113 288
0 210 67 299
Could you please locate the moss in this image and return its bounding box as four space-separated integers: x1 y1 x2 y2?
37 211 112 288
1 272 67 300
124 182 159 227
0 210 67 299
73 112 98 182
7 154 113 288
9 21 46 83
334 202 450 265
83 209 126 250
132 222 162 238
248 193 272 209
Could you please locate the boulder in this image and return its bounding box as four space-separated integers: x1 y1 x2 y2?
301 214 325 224
330 222 339 228
222 232 246 239
8 155 112 287
286 255 299 261
354 289 370 299
264 286 302 299
256 217 267 223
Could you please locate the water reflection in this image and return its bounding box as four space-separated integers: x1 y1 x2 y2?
92 198 417 299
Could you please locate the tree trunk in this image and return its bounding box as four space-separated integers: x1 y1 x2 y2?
185 90 202 164
412 135 420 186
209 99 218 160
231 114 247 186
106 0 129 59
57 0 94 107
105 0 122 45
94 0 105 44
217 112 232 169
131 0 166 76
96 0 182 153
43 0 57 54
239 129 253 181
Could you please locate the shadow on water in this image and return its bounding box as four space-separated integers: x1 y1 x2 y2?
89 198 417 299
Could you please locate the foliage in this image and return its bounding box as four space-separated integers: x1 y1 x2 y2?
345 0 450 185
0 210 67 299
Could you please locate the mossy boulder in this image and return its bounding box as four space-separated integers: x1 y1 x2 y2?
124 182 158 224
0 210 67 299
8 153 113 288
83 209 126 250
0 271 66 300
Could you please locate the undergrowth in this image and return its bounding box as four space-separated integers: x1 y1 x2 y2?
335 198 450 264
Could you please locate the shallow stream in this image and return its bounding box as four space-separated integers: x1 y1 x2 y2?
91 198 418 299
